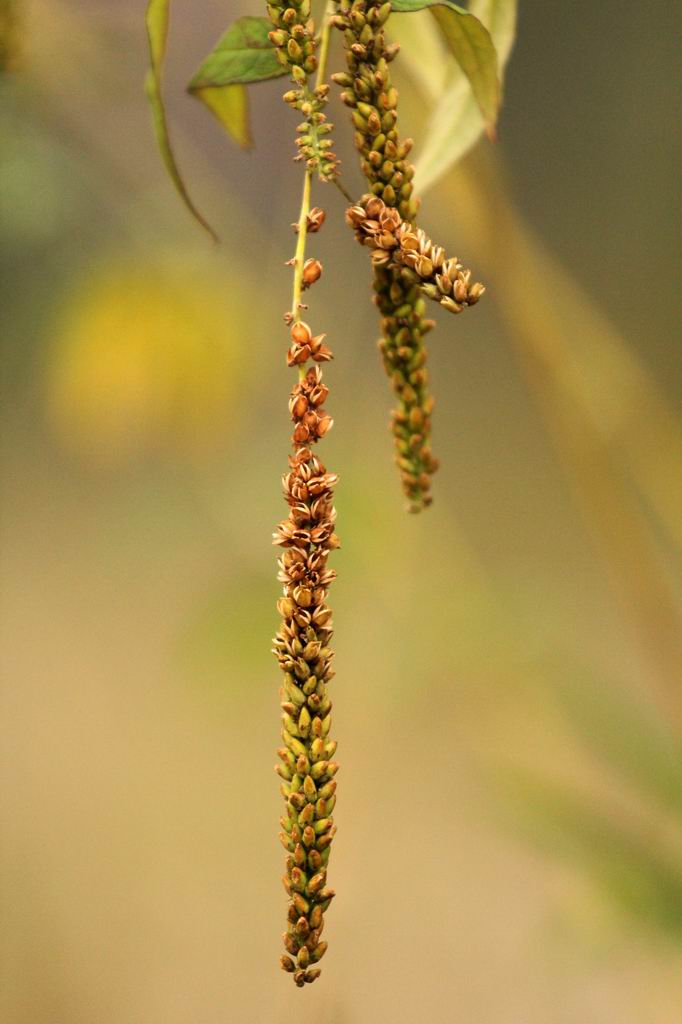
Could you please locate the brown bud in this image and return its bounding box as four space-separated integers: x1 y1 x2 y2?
302 258 323 288
311 940 328 962
440 296 464 314
293 586 313 608
292 892 309 916
290 394 308 420
316 415 333 438
309 332 326 354
453 279 468 303
295 915 310 937
293 422 310 444
307 207 326 233
291 321 313 345
309 905 323 929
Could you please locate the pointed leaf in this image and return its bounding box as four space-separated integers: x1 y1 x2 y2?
189 16 288 89
391 0 500 134
188 17 288 148
145 0 217 240
191 84 252 149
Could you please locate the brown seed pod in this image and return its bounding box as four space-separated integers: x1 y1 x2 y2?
302 259 323 288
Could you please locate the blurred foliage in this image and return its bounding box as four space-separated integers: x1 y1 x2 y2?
47 260 242 465
487 664 682 945
0 0 21 73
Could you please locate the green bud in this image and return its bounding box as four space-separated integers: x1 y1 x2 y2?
312 940 328 962
302 675 317 695
318 779 336 799
310 760 328 780
310 738 325 761
283 732 306 757
298 705 311 737
286 679 306 706
382 184 396 206
378 2 392 25
292 893 310 916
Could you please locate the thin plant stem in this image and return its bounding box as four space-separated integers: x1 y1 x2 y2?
292 170 313 328
290 1 336 380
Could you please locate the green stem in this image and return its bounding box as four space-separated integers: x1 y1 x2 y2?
292 170 312 328
290 0 335 377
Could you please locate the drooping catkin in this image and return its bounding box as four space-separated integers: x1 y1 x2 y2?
273 319 340 988
332 0 443 511
267 2 340 982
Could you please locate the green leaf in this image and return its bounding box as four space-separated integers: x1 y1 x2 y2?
189 16 288 89
145 0 217 241
391 0 500 135
400 0 517 194
190 84 252 149
188 17 288 148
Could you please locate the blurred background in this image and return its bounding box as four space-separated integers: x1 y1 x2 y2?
1 1 681 1021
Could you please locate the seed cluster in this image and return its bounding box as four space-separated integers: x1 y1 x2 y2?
267 0 339 178
347 195 485 314
331 0 444 510
273 212 340 986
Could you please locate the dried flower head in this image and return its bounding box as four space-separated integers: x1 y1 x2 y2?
348 195 485 314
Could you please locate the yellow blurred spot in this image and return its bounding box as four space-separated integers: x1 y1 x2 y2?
48 260 241 465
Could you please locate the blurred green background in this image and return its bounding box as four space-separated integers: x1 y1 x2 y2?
1 1 681 1021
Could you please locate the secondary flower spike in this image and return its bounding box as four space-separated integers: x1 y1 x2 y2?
332 0 441 511
347 195 485 314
